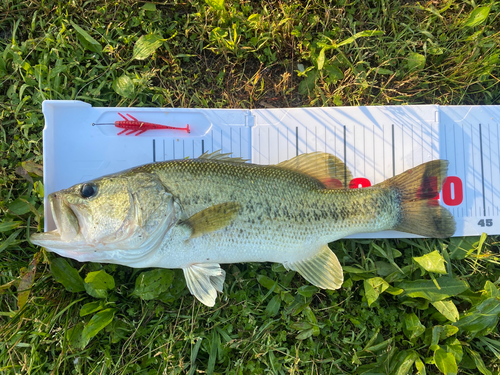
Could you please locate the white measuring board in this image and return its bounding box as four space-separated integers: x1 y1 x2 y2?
41 100 500 238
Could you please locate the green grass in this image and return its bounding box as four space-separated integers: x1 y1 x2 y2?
1 0 500 373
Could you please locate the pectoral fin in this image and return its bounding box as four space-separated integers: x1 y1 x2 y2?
183 263 226 306
180 202 241 238
284 244 344 289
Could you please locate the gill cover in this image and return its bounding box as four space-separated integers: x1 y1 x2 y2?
64 172 174 247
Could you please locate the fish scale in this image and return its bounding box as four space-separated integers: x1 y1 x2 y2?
149 159 395 254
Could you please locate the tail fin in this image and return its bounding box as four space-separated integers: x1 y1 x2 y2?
376 160 456 238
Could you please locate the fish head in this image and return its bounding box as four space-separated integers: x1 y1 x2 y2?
31 172 176 265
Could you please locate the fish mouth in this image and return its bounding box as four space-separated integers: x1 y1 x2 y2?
30 193 112 262
31 192 82 247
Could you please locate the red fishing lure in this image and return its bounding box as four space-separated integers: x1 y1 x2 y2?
94 113 190 136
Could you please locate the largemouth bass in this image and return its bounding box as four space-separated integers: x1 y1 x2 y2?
31 151 455 306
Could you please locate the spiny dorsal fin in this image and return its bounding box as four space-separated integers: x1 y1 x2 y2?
181 202 241 238
283 244 344 289
198 150 249 163
277 152 352 189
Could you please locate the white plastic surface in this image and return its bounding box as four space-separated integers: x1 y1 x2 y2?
42 100 500 237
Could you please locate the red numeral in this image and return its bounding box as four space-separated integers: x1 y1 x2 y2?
349 178 372 189
347 175 464 207
442 176 463 206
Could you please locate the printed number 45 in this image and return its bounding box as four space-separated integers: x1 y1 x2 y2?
478 219 493 227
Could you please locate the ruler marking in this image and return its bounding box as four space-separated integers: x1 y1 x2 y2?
442 124 447 211
287 126 292 162
488 123 493 215
315 126 318 153
430 122 434 160
421 124 424 164
265 127 268 163
268 126 271 162
372 124 376 183
373 124 376 183
462 123 471 217
295 126 299 156
470 122 475 218
382 125 386 182
324 126 326 153
363 125 366 176
392 124 395 177
353 125 356 174
276 128 281 163
372 123 376 182
491 123 497 215
498 122 500 216
230 128 233 154
304 126 308 154
306 126 309 152
153 139 156 162
413 124 420 165
411 123 414 167
443 124 448 160
479 123 486 216
257 128 260 163
473 123 479 217
323 126 328 152
455 124 465 218
489 122 498 217
343 125 347 185
353 125 356 175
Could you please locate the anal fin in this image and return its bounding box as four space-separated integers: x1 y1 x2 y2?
183 263 226 306
284 244 344 289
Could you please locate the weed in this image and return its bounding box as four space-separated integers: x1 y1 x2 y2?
1 0 500 374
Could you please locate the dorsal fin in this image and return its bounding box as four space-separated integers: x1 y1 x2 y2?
198 150 249 163
277 152 352 189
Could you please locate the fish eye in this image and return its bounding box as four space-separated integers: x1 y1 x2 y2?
80 183 98 199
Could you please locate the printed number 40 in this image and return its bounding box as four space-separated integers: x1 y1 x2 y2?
478 219 493 227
